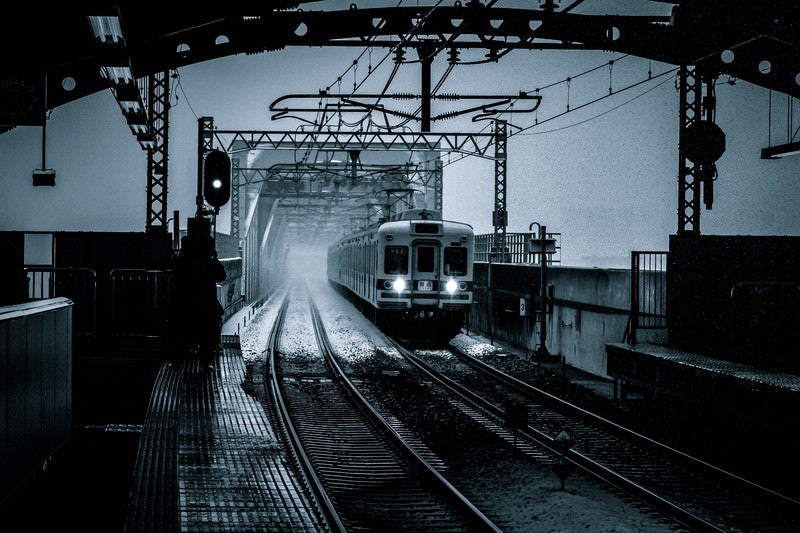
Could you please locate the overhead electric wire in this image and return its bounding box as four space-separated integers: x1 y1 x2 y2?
313 0 445 130
401 53 644 169
435 63 679 170
515 67 678 136
173 70 200 120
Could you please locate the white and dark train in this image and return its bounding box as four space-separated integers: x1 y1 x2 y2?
327 208 474 340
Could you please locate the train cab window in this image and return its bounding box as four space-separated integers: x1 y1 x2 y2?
417 246 435 273
385 246 408 274
444 247 468 276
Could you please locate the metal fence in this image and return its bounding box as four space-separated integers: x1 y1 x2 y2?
25 266 97 336
474 232 561 264
627 251 668 343
22 266 250 342
109 269 174 338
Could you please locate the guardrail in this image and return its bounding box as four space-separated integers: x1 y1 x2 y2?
24 266 97 336
109 269 174 338
627 251 668 343
23 265 247 344
474 232 561 264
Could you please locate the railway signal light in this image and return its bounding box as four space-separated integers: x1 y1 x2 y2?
203 149 231 210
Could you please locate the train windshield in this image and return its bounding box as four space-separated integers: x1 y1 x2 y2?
444 247 468 276
385 246 408 274
416 246 435 273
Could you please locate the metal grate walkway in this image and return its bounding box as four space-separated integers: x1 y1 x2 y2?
124 335 326 533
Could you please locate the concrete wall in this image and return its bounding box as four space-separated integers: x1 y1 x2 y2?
1 297 72 504
468 263 666 378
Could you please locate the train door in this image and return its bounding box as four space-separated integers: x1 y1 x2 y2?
411 241 439 307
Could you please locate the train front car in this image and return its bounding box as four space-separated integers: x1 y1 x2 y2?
328 208 474 342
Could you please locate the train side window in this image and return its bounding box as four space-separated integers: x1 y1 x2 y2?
444 247 468 276
417 246 435 273
385 246 408 274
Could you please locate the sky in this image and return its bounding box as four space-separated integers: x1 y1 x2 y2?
1 0 798 268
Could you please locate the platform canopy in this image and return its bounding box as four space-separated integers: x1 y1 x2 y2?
2 1 799 131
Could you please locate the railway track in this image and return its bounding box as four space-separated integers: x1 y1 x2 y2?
303 276 682 531
394 341 800 532
265 284 500 532
254 279 794 531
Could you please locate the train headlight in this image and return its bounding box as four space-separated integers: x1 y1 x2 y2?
445 279 458 293
383 280 393 290
458 281 468 291
392 278 406 292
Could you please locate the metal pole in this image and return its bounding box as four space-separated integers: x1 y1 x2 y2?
40 71 48 172
538 224 549 358
172 210 180 251
419 44 433 132
196 118 204 216
488 244 494 345
630 251 639 344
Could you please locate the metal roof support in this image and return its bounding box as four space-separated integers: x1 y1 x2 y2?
145 71 170 234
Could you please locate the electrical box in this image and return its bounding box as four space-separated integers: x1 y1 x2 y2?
528 237 556 255
32 168 55 186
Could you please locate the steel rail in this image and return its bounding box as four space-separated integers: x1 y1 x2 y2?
387 337 721 532
307 290 502 532
266 291 346 533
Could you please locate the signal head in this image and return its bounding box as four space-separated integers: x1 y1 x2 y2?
203 149 231 209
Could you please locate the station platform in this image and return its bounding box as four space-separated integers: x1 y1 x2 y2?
606 341 800 424
124 334 325 533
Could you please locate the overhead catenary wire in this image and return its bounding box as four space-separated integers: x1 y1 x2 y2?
515 71 676 136
405 53 655 169
313 0 446 130
173 70 200 120
294 3 633 137
415 62 679 172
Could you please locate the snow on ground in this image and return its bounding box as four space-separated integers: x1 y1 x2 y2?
306 275 399 363
235 294 284 365
451 332 503 358
230 276 679 532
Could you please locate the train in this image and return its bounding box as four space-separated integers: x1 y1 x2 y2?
326 208 474 341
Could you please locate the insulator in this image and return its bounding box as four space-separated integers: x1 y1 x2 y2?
448 47 460 64
435 93 459 101
392 92 417 100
